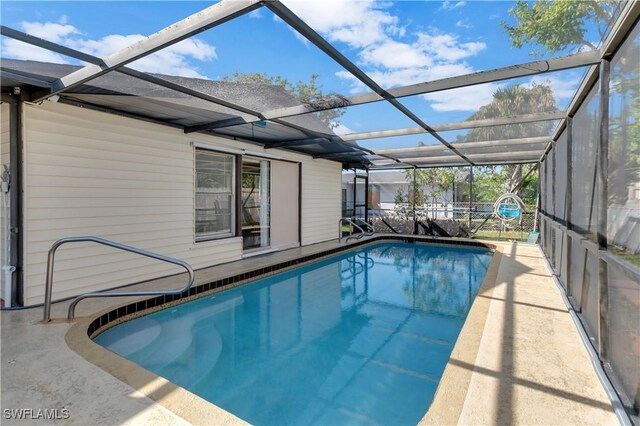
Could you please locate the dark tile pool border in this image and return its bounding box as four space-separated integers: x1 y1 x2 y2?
87 235 494 339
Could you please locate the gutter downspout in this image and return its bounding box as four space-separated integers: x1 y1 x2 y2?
1 164 11 306
2 91 24 306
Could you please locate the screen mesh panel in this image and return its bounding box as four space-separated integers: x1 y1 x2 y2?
569 238 586 306
554 130 568 224
607 262 640 411
571 85 600 240
546 153 554 216
608 22 640 259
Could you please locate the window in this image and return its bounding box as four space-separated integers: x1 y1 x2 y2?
195 149 235 241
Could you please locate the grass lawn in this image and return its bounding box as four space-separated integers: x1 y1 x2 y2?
474 229 531 242
609 246 640 268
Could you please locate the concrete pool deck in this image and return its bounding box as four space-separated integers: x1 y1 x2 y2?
1 238 619 425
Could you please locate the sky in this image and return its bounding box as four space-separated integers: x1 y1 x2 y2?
0 0 604 150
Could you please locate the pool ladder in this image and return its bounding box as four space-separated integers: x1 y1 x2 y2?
43 236 195 322
339 218 375 243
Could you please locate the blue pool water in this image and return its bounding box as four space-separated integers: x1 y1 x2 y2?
95 242 492 425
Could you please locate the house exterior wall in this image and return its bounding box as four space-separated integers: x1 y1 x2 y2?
1 103 10 300
21 101 341 305
343 181 454 211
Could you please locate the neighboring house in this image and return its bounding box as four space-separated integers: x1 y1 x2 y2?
608 182 640 254
0 59 366 307
342 171 455 216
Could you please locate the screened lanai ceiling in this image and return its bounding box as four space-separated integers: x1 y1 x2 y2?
1 0 637 169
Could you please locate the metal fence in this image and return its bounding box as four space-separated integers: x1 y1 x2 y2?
343 201 538 241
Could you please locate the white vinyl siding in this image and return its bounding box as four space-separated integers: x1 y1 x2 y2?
21 102 341 305
301 159 341 245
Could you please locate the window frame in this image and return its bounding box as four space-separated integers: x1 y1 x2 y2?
194 148 237 242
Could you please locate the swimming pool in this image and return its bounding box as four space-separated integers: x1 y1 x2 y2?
95 242 493 425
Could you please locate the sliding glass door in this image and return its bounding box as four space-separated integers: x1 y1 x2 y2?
242 158 270 250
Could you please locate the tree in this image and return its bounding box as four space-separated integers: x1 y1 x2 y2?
412 167 462 204
393 186 421 220
394 167 467 220
608 37 640 206
222 71 345 127
393 85 553 206
501 0 624 55
501 0 639 211
473 164 538 204
465 83 556 200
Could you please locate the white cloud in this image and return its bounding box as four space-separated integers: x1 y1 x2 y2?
2 19 217 78
280 0 489 112
282 0 397 48
68 34 216 77
332 24 486 108
417 74 577 114
324 10 492 113
361 40 432 69
291 30 311 46
371 63 474 89
336 62 475 95
423 74 577 113
415 33 486 62
2 39 68 63
272 13 311 46
416 63 475 80
248 9 264 19
282 0 490 110
20 21 79 43
442 1 466 10
71 34 215 61
528 74 580 102
456 19 473 29
3 21 81 62
332 122 355 135
386 24 406 38
422 83 502 112
335 70 367 94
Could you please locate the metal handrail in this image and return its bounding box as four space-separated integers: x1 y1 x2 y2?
339 218 374 243
339 218 363 242
339 218 353 242
43 236 195 321
352 218 375 234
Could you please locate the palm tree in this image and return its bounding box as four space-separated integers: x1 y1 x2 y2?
464 83 557 198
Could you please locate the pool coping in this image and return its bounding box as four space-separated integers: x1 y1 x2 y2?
420 243 503 425
65 235 499 425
